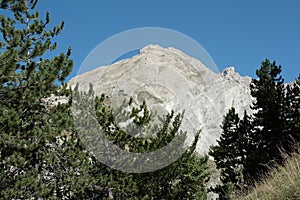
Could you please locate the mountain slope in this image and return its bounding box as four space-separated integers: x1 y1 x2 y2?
69 45 253 154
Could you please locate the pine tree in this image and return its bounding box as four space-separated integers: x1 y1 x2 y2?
294 75 300 140
237 110 255 184
131 132 210 199
209 108 252 199
284 75 300 146
98 95 211 199
0 1 96 198
73 85 211 199
249 59 286 177
0 1 213 198
210 60 300 198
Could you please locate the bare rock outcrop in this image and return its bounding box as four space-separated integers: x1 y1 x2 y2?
69 45 253 154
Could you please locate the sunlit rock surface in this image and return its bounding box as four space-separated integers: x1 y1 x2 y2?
69 45 253 154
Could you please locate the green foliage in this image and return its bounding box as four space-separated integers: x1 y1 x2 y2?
72 85 211 199
249 59 300 178
209 108 253 199
0 0 95 198
210 59 300 199
284 75 300 148
250 60 286 168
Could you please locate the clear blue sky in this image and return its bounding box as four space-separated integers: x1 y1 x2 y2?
36 0 300 82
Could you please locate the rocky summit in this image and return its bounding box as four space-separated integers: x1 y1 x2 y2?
69 44 253 154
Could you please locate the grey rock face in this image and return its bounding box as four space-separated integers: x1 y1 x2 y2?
69 45 253 154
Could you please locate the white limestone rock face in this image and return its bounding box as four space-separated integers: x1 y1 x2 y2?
69 45 253 154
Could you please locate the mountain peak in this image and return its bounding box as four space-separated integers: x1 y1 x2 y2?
220 66 251 84
139 44 193 59
140 44 164 53
69 46 253 154
220 66 237 77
